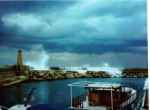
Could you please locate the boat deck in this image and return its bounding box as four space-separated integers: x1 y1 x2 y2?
79 88 135 107
68 81 138 110
72 106 107 110
8 104 31 110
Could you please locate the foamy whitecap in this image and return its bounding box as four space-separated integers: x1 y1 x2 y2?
25 51 49 70
61 63 122 77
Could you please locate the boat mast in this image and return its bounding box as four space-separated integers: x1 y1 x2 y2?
24 88 35 107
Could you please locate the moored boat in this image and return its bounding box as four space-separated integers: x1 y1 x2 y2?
0 88 35 110
0 87 74 110
68 81 138 110
8 104 31 110
136 78 148 110
0 105 9 110
1 104 73 110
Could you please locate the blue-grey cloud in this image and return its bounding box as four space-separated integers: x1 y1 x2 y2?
0 0 147 68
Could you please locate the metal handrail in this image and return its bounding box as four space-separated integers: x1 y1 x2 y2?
0 106 9 110
112 82 139 109
72 93 87 108
71 82 138 110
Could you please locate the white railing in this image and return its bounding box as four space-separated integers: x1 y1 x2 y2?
115 82 138 109
71 82 138 110
0 106 9 110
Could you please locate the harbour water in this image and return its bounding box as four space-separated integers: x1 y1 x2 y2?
0 78 146 108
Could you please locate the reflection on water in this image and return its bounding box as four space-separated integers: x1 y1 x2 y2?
0 78 146 107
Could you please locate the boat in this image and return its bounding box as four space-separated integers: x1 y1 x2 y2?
136 78 148 110
0 87 74 110
26 104 73 110
8 105 31 110
0 104 73 110
68 81 138 110
0 105 9 110
0 88 35 110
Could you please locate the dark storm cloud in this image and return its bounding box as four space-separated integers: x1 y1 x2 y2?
0 0 147 68
0 2 35 15
0 0 147 55
0 1 76 15
43 38 147 54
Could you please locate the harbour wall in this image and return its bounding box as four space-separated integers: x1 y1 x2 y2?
0 70 148 87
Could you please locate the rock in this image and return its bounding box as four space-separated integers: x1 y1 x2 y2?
48 72 54 77
39 72 44 76
78 73 86 78
18 76 26 80
23 71 29 76
53 76 59 80
74 73 80 78
0 76 27 87
33 76 38 80
59 71 66 75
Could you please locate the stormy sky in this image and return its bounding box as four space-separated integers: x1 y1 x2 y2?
0 0 147 69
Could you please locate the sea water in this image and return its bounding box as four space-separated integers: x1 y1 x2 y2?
0 78 146 108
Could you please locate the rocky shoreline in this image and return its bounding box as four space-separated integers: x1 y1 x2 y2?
0 70 148 87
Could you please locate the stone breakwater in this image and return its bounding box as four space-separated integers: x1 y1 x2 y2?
0 70 111 86
0 70 148 86
27 70 111 80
